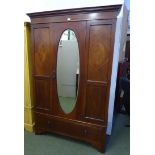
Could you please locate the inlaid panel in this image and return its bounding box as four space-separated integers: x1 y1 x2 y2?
84 21 114 124
35 79 51 111
34 27 52 76
85 83 107 122
87 24 112 82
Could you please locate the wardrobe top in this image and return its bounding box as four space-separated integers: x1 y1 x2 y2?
27 5 122 18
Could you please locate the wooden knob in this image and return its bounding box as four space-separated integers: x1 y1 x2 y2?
52 70 56 80
47 121 52 128
84 129 87 135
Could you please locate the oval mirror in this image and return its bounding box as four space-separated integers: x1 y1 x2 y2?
57 29 80 114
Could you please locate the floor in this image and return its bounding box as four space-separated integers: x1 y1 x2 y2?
24 114 130 155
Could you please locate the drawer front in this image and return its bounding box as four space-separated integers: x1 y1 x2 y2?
50 117 85 140
35 113 85 139
83 126 104 142
35 112 104 143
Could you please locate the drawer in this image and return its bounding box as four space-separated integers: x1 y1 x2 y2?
35 113 85 139
35 112 104 143
83 126 105 142
50 118 85 140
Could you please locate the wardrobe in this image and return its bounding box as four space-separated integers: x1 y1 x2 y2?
27 5 122 152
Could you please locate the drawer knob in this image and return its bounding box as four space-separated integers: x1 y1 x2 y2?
52 70 56 80
84 129 87 135
67 18 71 21
47 121 52 128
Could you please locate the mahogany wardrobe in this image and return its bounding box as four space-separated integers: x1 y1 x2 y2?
27 5 121 152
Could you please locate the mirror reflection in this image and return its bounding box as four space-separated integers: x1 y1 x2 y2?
57 29 80 114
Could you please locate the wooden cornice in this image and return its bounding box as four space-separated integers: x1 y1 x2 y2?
27 5 122 18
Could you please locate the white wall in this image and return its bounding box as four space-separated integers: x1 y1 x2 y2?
25 0 128 135
106 4 128 135
24 0 124 21
119 5 128 62
124 0 130 33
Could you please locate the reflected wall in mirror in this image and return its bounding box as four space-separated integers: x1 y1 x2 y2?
57 29 80 114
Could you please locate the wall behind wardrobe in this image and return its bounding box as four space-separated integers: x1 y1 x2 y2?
24 0 124 21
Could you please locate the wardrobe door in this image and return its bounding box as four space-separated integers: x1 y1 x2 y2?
32 24 53 113
50 21 87 119
84 20 116 125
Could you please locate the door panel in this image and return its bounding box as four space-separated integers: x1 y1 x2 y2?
33 27 52 76
50 21 87 119
84 20 115 124
32 24 53 113
87 24 111 82
85 83 107 122
35 79 51 111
